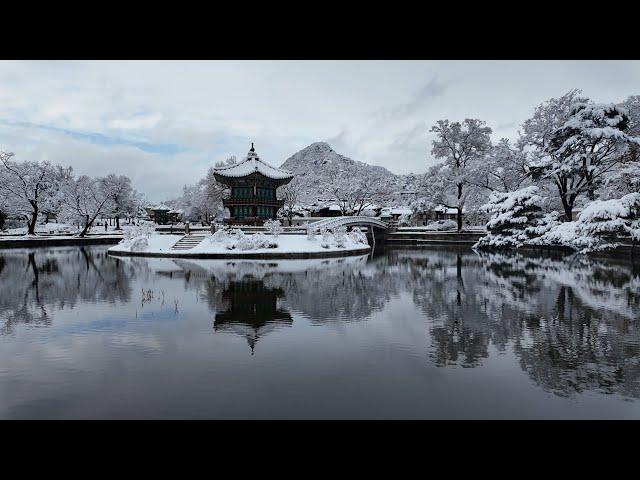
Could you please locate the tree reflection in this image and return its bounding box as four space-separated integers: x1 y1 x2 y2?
7 245 637 399
0 247 135 335
416 249 640 398
157 249 640 398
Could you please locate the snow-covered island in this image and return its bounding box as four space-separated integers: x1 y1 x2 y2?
108 222 371 259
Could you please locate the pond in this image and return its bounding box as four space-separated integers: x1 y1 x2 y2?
0 245 639 419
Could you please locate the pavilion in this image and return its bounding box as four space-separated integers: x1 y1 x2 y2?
213 143 294 226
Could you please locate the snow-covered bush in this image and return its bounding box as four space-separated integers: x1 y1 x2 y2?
532 221 593 251
129 236 149 252
120 223 154 250
251 232 276 249
306 228 317 241
264 219 283 238
236 234 256 251
122 223 154 242
210 228 229 243
320 227 332 249
475 186 547 249
424 219 457 231
520 193 640 253
332 225 347 247
541 193 640 253
348 228 368 245
211 229 278 250
526 211 562 238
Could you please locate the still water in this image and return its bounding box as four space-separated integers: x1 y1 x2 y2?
0 245 639 419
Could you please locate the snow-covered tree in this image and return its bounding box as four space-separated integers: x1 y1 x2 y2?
59 175 115 237
101 174 135 229
519 90 638 221
571 193 640 252
326 165 392 216
474 186 551 249
470 138 531 193
279 183 300 226
620 95 640 164
263 219 283 238
600 95 640 198
0 152 61 235
215 156 237 168
535 103 639 219
518 90 590 212
428 118 493 231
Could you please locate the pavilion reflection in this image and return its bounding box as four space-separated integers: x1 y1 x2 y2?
213 280 292 354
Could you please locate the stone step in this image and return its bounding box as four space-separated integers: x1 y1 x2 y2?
171 235 206 250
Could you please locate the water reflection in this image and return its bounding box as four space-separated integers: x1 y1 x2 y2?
0 247 135 335
0 246 639 408
214 281 292 354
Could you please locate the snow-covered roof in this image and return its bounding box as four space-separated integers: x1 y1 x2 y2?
391 207 412 215
433 205 464 214
380 206 413 216
213 145 293 181
153 203 171 211
312 203 342 212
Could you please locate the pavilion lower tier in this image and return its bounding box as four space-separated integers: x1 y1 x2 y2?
223 202 284 225
223 216 275 226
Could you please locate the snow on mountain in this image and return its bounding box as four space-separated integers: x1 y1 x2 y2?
279 142 419 205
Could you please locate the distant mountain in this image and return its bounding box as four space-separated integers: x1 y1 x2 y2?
279 142 419 206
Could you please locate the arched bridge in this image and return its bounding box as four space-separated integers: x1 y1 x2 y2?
306 216 390 233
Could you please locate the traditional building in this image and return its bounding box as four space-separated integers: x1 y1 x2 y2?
213 144 294 225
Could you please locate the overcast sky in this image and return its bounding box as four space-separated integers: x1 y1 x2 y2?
1 60 638 201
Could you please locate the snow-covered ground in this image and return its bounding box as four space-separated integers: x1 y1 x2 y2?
1 222 151 236
109 231 370 256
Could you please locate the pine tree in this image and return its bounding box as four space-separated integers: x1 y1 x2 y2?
474 186 548 249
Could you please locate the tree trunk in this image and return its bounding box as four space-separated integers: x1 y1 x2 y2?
79 215 91 237
457 183 464 232
27 207 38 235
561 197 573 222
115 215 121 230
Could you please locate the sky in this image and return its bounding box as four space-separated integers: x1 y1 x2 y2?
1 60 639 202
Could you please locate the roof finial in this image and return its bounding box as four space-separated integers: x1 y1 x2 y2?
250 142 255 152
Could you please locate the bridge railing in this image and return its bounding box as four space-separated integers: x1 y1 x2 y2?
306 216 389 233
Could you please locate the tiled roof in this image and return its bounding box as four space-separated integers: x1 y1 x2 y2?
213 147 293 180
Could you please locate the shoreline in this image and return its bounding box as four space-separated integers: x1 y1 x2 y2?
107 246 371 259
0 235 123 249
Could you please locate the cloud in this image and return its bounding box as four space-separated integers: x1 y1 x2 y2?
0 119 187 155
379 77 448 119
107 113 163 130
1 60 639 199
